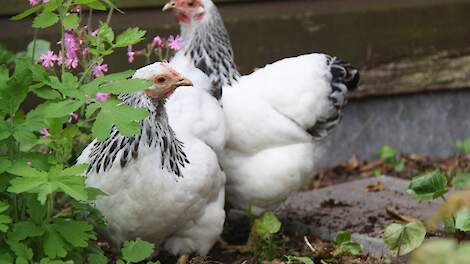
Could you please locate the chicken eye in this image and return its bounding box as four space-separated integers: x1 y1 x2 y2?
156 77 166 84
188 0 195 7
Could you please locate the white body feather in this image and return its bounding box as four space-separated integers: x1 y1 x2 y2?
77 62 226 255
221 54 333 214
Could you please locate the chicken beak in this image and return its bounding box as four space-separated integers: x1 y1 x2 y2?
163 1 177 12
175 77 193 87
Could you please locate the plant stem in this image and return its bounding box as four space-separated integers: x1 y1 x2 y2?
31 28 38 63
46 193 54 222
106 7 113 25
56 0 66 77
79 55 104 85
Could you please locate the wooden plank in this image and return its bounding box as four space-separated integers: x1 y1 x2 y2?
0 0 246 16
351 49 470 98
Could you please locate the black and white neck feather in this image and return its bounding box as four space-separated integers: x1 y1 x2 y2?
86 93 189 179
179 2 240 99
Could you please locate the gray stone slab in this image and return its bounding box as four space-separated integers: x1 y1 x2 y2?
277 176 441 259
317 90 470 168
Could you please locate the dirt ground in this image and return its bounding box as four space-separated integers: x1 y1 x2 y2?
102 154 470 263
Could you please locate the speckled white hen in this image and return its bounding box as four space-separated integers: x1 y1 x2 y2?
77 63 225 255
164 0 360 215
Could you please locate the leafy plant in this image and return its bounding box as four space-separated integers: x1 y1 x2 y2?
334 231 362 256
407 170 449 201
452 172 470 190
456 137 470 154
409 239 470 264
253 212 282 261
379 145 405 172
117 238 157 264
383 221 426 257
285 255 315 264
0 0 163 262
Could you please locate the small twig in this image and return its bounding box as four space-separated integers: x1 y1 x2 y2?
304 236 316 253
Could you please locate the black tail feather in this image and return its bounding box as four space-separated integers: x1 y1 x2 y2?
307 56 360 140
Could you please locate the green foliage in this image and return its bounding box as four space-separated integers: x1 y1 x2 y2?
452 172 470 190
456 137 470 153
253 212 282 261
334 231 362 256
379 145 405 172
121 239 155 263
454 208 470 232
383 221 426 256
285 255 315 264
409 239 470 264
0 1 154 262
255 212 281 238
407 171 449 201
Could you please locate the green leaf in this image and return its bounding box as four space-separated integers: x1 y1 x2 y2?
54 176 88 201
409 239 456 264
91 99 150 140
88 253 108 264
53 219 96 247
41 100 83 118
285 256 314 264
91 107 114 141
379 145 396 163
26 198 46 225
0 57 33 115
100 79 152 94
8 220 44 241
27 39 50 62
335 231 362 255
452 172 470 190
114 27 146 48
122 239 155 263
455 208 470 232
0 158 12 173
0 121 12 141
6 240 33 262
407 171 449 201
383 221 426 256
62 13 79 29
456 138 470 154
255 212 281 238
33 11 59 29
10 5 42 21
98 22 114 44
0 201 11 233
43 225 67 259
335 231 352 245
394 159 405 172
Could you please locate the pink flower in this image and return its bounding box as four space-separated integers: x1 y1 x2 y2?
91 30 99 37
92 61 109 77
72 5 81 13
82 48 89 57
152 36 164 47
58 32 79 69
127 45 135 63
43 0 49 2
39 50 58 68
39 128 50 137
69 112 78 124
96 93 111 103
28 0 38 6
167 35 183 51
65 56 79 69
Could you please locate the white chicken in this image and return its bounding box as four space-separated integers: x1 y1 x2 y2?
77 63 226 258
163 0 360 216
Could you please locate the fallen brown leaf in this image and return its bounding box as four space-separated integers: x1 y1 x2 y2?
385 206 420 223
364 181 385 192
